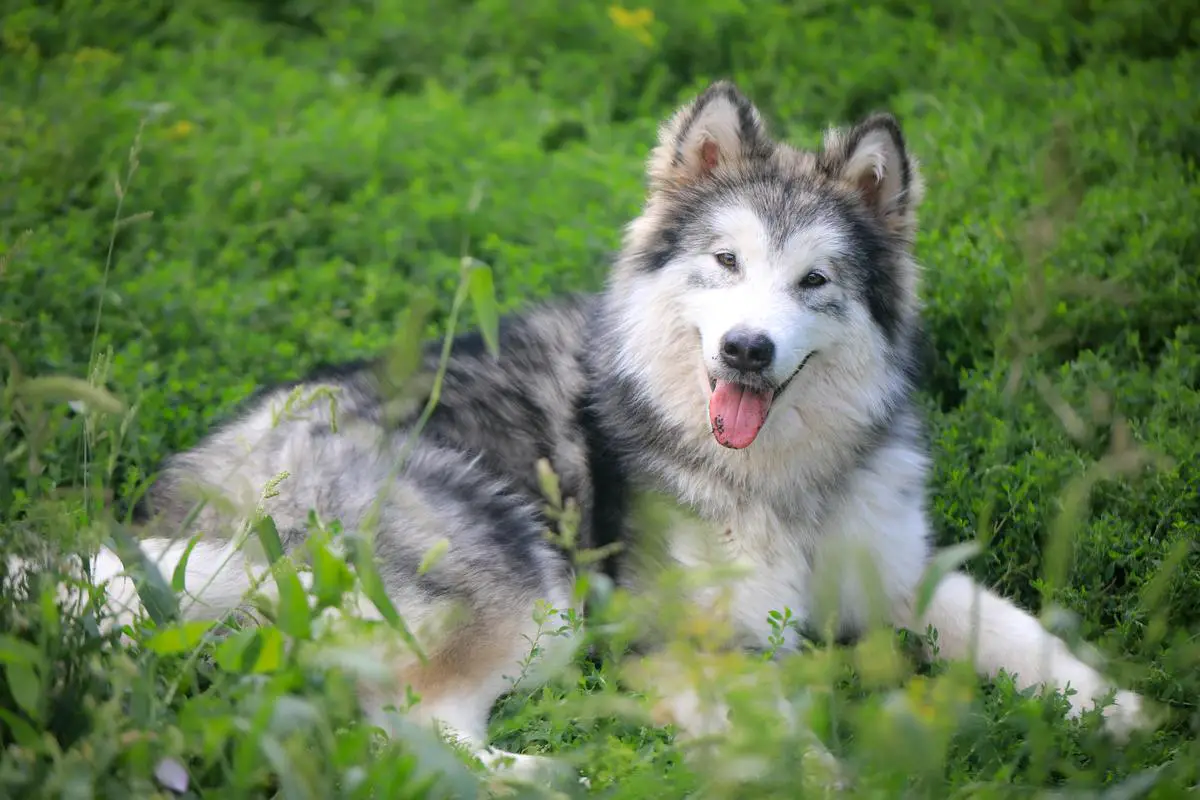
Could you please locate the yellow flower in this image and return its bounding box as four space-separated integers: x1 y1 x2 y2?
2 31 36 56
905 675 939 722
72 47 119 66
167 120 195 141
608 6 655 47
902 673 975 726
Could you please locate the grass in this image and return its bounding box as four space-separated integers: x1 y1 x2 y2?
1 0 1198 796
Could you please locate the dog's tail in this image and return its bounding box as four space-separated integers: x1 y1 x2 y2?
6 536 257 638
103 537 262 632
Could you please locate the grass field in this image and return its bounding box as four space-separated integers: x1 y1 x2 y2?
2 0 1198 797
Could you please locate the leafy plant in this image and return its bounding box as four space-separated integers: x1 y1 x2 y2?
1 0 1197 796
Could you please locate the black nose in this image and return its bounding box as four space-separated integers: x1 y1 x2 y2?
719 328 775 373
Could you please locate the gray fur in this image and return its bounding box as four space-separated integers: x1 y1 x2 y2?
73 80 1148 783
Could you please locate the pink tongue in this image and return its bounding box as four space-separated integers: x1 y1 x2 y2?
708 381 773 449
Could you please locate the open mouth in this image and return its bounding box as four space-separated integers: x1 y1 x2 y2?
707 352 814 450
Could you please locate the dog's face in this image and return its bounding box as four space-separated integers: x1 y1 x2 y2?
613 82 925 450
681 199 870 449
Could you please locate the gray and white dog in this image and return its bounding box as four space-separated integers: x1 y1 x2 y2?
46 82 1149 781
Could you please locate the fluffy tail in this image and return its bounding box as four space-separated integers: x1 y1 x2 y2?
7 537 257 637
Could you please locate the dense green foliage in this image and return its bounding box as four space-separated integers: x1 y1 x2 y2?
1 0 1197 796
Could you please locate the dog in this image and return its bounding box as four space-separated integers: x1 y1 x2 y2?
15 81 1149 787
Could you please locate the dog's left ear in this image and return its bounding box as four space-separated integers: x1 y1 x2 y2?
646 81 774 191
820 113 925 242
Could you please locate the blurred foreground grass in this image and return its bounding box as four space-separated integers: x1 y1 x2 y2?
1 0 1197 796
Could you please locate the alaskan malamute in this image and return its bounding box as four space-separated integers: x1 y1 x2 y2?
32 81 1149 784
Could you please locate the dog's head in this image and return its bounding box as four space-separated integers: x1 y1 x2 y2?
608 81 926 451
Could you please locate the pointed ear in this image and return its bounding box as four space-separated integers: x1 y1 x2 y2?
646 81 774 190
820 113 925 241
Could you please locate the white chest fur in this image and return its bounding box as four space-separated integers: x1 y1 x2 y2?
660 500 816 651
627 440 933 653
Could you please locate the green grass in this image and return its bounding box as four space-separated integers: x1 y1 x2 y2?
2 0 1198 796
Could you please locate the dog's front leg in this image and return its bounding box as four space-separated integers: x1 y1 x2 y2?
633 649 850 793
898 570 1147 738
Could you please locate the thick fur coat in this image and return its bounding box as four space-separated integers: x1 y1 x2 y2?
19 81 1148 785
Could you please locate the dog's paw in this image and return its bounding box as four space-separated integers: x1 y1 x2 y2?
480 748 584 791
800 740 853 795
1100 689 1152 742
651 686 733 742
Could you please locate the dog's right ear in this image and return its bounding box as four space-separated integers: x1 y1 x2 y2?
646 81 774 191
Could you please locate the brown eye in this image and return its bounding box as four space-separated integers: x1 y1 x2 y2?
715 252 738 270
800 271 828 288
